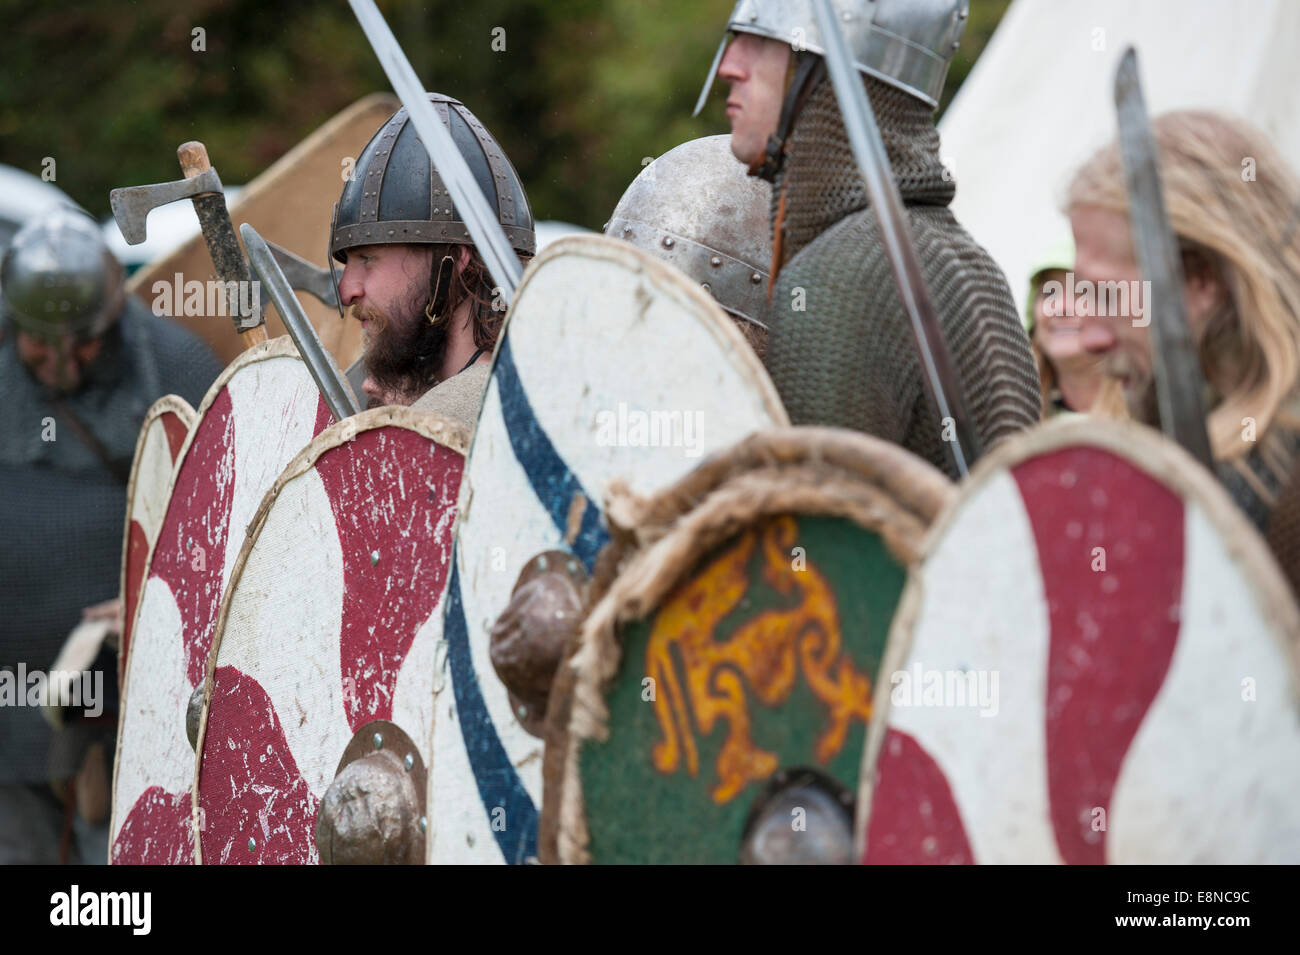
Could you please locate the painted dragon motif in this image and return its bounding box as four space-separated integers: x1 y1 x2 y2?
646 515 873 803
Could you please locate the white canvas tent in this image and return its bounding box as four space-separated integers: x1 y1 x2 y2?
939 0 1300 316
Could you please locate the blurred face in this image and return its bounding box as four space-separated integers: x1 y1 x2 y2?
15 331 102 392
1070 204 1226 423
718 32 791 167
1069 205 1157 419
1033 268 1086 364
337 243 433 406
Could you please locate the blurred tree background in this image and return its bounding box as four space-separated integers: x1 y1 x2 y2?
0 0 1010 230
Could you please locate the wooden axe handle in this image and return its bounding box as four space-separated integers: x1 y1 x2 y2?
176 141 267 350
177 141 214 179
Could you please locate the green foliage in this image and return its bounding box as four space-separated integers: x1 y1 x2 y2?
0 0 1008 230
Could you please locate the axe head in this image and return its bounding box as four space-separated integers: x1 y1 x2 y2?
266 241 340 309
109 166 223 246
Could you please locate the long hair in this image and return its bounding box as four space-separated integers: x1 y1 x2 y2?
1066 111 1300 461
402 243 528 394
426 242 523 353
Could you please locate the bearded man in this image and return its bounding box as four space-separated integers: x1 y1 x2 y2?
1068 110 1300 590
331 92 535 428
696 0 1041 478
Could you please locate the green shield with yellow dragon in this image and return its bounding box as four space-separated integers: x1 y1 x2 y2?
540 428 954 864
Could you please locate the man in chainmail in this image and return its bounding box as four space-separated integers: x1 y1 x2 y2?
0 207 221 863
697 1 1040 478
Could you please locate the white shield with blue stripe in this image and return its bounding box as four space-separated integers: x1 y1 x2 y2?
431 235 787 863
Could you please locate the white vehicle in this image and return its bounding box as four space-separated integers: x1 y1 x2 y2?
0 164 79 256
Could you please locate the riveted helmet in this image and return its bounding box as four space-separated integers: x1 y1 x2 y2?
330 92 535 264
1 206 124 342
696 0 969 114
606 136 771 328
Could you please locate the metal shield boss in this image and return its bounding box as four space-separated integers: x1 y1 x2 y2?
193 408 468 865
111 339 336 864
543 426 953 864
436 235 787 863
857 418 1300 864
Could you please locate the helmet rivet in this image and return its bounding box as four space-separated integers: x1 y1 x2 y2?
751 272 763 284
710 256 722 267
419 816 428 833
662 237 675 249
701 282 712 292
623 226 631 236
404 753 414 771
372 732 383 750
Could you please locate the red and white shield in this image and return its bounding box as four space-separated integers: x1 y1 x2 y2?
110 338 335 865
857 418 1300 864
118 395 195 685
193 408 468 865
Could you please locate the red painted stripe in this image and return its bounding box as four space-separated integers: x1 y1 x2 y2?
199 666 321 865
312 394 334 439
1012 447 1182 865
314 428 463 730
120 519 149 685
160 409 190 462
111 785 194 865
863 729 975 864
151 388 236 688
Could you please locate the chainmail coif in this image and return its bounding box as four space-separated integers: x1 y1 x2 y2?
764 74 1041 479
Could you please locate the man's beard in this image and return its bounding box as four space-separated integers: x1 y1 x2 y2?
356 285 446 403
1095 352 1160 426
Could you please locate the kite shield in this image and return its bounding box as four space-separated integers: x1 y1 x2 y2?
110 337 335 864
193 407 468 865
434 234 788 863
118 394 194 685
543 427 954 864
858 417 1300 864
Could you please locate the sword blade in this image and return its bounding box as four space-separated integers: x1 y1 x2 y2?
1114 46 1213 469
347 0 522 304
811 0 979 477
242 224 361 422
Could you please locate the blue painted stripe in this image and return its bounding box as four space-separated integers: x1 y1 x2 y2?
494 338 609 571
444 558 538 865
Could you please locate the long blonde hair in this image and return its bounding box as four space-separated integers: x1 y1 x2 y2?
1067 111 1300 460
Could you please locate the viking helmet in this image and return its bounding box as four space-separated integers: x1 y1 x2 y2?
1 206 125 342
695 0 970 114
331 92 535 264
606 136 771 327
